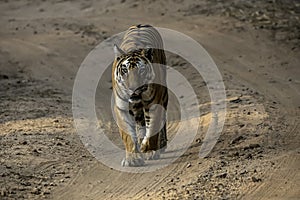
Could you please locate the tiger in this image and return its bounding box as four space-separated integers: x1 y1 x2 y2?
112 24 168 167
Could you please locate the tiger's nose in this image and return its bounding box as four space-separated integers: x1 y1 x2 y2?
128 80 141 92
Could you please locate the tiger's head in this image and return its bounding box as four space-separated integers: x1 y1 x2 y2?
113 45 155 95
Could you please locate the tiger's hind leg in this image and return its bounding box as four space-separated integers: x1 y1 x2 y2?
120 129 144 167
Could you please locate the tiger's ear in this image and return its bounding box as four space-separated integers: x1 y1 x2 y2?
142 48 153 62
114 44 125 59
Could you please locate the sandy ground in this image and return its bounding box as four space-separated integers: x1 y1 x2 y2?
0 0 299 199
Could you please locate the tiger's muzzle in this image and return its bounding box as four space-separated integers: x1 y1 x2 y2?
128 85 148 103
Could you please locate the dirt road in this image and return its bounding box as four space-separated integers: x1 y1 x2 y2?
0 0 299 199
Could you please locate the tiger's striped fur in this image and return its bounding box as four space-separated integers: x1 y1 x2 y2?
112 24 168 167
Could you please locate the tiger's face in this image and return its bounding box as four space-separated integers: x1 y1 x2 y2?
114 46 155 95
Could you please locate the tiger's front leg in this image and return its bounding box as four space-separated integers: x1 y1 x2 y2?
140 104 166 160
119 129 145 167
115 108 144 167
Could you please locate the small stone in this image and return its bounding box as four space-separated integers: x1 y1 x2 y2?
31 188 41 195
216 172 227 178
49 182 56 186
32 149 39 154
231 135 245 145
248 143 260 149
56 142 63 146
252 176 262 182
240 170 247 175
239 124 245 128
186 163 192 168
230 97 242 104
43 191 50 195
21 141 28 145
245 153 253 159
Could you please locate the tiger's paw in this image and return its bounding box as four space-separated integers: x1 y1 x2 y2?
121 153 145 167
140 137 150 153
144 150 160 160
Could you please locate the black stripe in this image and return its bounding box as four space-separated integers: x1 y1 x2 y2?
162 90 168 101
116 89 128 102
162 90 168 108
137 24 152 28
143 92 156 104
